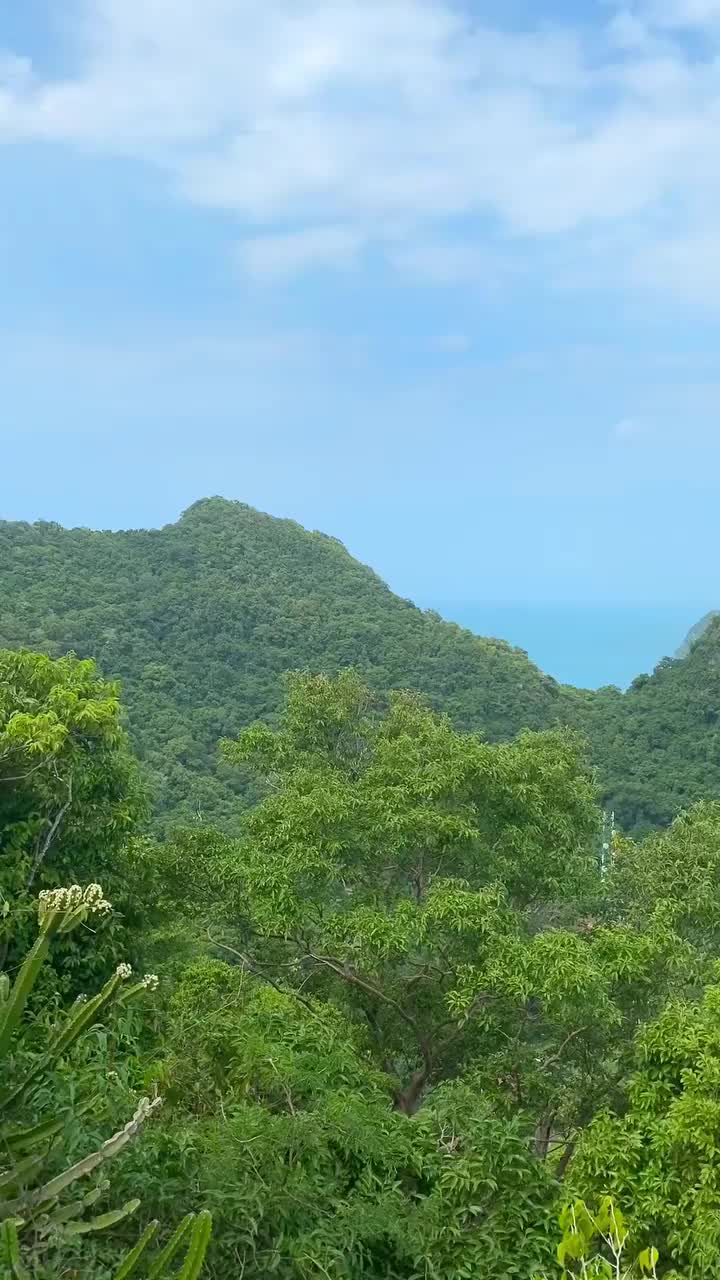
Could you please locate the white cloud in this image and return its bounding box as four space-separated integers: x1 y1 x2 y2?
643 0 720 28
236 226 363 279
389 240 513 287
630 230 720 301
2 1 720 296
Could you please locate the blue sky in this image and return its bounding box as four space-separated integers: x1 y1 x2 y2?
2 0 720 607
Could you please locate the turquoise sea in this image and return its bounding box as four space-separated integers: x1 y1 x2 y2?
428 604 711 691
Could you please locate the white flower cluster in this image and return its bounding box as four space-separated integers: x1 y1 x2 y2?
115 963 133 980
83 883 112 913
141 973 159 991
38 883 112 924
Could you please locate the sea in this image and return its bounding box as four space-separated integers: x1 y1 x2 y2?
426 604 710 691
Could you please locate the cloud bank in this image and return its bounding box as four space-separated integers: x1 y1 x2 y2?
2 1 720 295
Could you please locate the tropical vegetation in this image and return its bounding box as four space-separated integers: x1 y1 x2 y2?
4 501 720 1274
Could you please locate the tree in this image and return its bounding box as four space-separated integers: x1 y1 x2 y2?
0 649 145 893
572 978 720 1276
0 650 147 981
536 1199 660 1279
216 673 679 1158
151 955 560 1280
607 801 720 958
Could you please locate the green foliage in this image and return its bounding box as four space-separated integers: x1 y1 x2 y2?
3 499 720 836
215 674 608 1121
573 976 720 1276
8 622 720 1277
0 649 148 984
580 617 720 835
0 648 145 886
0 883 212 1278
607 802 720 955
210 673 695 1155
125 670 715 1279
536 1198 660 1279
125 957 559 1280
0 500 578 831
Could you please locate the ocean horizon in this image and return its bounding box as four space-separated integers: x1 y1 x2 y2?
426 603 712 691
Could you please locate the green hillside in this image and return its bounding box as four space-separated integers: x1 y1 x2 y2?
2 495 719 834
0 498 575 827
590 620 720 833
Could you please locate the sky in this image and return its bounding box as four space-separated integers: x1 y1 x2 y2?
2 0 720 610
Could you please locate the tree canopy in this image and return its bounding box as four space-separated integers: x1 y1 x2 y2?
3 650 720 1275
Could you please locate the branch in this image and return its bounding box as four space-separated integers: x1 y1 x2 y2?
539 1026 589 1074
0 758 52 785
206 931 329 1026
297 945 439 1112
555 1138 576 1181
393 1061 431 1115
533 1111 556 1160
301 948 420 1036
26 775 74 891
404 958 453 985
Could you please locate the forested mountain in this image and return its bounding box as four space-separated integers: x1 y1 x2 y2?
592 618 720 832
0 498 575 827
1 495 719 834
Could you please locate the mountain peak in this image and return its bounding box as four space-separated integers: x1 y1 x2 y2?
178 496 255 522
676 611 720 659
0 500 566 829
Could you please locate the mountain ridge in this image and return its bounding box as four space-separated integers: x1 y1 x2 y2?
0 498 573 827
676 610 720 659
1 496 719 834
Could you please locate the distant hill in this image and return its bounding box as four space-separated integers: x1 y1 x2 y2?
2 497 719 835
676 611 720 659
586 616 720 832
0 499 575 828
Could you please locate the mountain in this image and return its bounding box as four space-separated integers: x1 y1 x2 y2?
676 611 720 659
0 499 575 828
593 616 720 832
2 496 719 835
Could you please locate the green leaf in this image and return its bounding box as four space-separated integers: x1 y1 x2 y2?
558 1230 585 1265
638 1246 660 1273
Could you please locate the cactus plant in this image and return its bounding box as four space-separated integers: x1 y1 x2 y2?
0 883 212 1276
